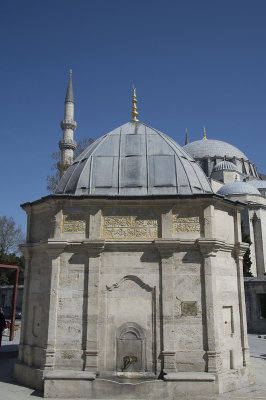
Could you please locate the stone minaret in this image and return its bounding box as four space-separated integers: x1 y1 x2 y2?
58 70 77 177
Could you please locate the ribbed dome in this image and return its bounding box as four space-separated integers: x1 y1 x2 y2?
217 181 261 196
183 139 248 160
56 121 213 196
213 160 240 173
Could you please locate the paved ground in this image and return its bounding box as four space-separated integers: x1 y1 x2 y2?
0 327 266 399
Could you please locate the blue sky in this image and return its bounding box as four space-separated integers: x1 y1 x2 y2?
1 0 266 233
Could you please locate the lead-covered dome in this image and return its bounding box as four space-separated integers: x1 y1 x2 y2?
56 121 212 196
217 181 261 196
183 139 248 160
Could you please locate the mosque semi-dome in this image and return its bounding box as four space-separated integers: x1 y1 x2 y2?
217 181 261 196
56 121 213 196
212 160 241 173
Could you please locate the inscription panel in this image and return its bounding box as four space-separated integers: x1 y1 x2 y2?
62 214 87 234
173 216 200 233
172 207 201 234
101 208 159 239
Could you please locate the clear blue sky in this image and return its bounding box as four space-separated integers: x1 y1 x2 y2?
1 0 266 233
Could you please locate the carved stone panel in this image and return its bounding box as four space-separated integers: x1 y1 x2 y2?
62 214 87 234
172 207 201 234
181 301 198 316
101 208 159 239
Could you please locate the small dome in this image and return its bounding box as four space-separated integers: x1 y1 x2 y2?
56 121 212 196
212 160 240 173
183 139 248 160
249 180 266 189
217 181 261 196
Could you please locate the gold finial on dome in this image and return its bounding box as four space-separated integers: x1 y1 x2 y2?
131 85 139 122
203 126 207 140
69 69 72 78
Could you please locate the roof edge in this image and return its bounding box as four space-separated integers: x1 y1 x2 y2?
21 193 247 209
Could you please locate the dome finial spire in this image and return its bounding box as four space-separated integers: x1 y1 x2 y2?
203 126 207 140
131 85 139 122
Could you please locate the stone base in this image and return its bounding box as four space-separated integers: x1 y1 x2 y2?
14 364 254 399
44 374 218 399
217 367 254 393
14 362 44 391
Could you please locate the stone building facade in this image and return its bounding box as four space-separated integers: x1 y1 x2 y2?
14 78 254 398
184 133 266 334
15 195 253 398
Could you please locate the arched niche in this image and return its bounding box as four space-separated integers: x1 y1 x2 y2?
116 322 146 373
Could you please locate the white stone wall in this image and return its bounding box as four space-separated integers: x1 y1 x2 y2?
214 208 235 243
15 197 252 395
55 251 88 369
216 251 243 370
172 250 205 372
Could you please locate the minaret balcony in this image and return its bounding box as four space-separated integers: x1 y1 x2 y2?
59 139 77 151
60 119 77 131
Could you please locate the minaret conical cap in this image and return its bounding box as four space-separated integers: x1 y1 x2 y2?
185 128 189 145
65 69 74 103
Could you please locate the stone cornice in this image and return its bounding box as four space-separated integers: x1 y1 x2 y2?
20 238 244 261
104 240 155 252
154 239 180 257
20 193 246 210
45 240 68 258
196 238 235 257
233 242 249 259
21 238 239 256
20 240 68 257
